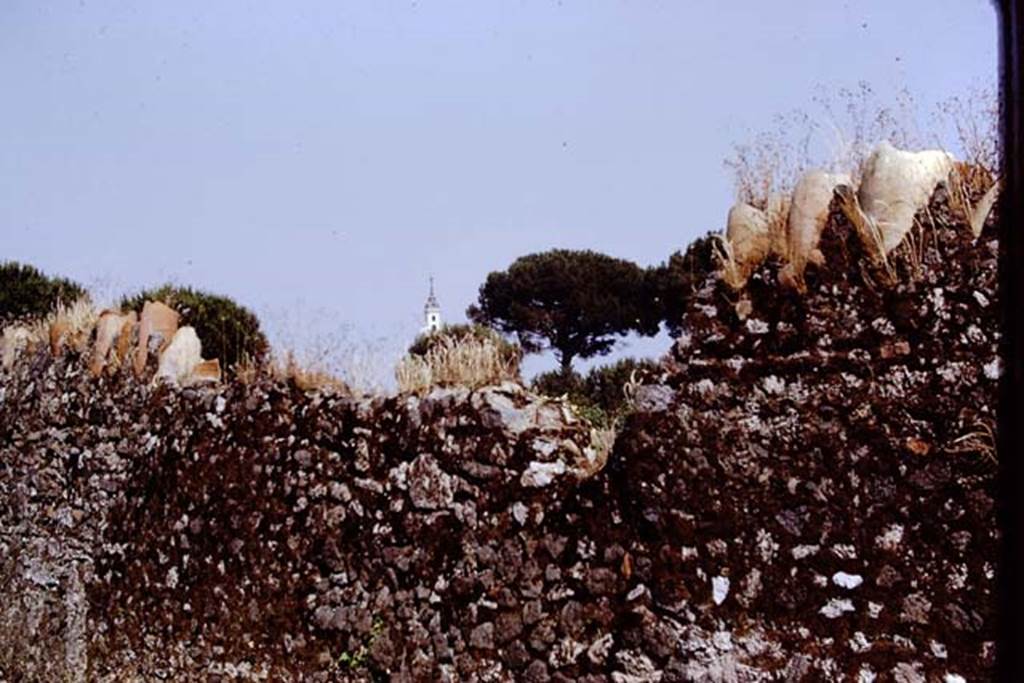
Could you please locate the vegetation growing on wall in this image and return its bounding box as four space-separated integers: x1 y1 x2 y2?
121 284 268 370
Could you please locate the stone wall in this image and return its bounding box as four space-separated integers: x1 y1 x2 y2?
613 190 999 680
0 188 999 681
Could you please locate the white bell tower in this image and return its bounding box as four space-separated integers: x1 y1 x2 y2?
422 276 442 334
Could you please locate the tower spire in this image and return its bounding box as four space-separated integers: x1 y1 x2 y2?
423 275 442 333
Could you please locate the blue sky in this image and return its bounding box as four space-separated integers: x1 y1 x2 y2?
0 1 998 385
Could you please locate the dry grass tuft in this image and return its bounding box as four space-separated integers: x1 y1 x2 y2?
43 297 99 353
587 425 617 472
710 234 746 291
934 86 1000 174
835 184 896 279
2 297 98 368
947 161 999 237
724 111 816 209
944 416 997 465
233 354 262 386
395 334 520 393
727 82 998 213
817 82 925 184
725 84 924 208
260 302 400 395
268 350 351 393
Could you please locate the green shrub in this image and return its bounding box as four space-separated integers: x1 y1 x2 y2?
121 284 268 369
0 261 86 322
531 369 588 403
531 357 661 426
531 369 608 426
583 357 661 413
409 323 522 368
570 402 614 429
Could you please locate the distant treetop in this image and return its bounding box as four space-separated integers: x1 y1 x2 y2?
467 249 658 373
0 261 87 322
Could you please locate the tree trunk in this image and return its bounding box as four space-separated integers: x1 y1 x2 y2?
558 352 574 375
